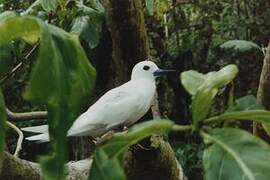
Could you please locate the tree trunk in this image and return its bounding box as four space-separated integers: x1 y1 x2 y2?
101 0 150 88
101 0 185 179
256 42 270 139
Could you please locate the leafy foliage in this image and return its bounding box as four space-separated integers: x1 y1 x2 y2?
71 1 104 49
181 64 239 129
203 128 270 180
89 120 174 180
0 15 96 179
220 40 261 57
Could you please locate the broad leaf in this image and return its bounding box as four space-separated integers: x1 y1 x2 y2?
180 70 206 95
71 15 103 49
203 128 270 180
89 120 174 180
181 65 238 129
220 40 261 57
0 91 6 164
0 15 96 180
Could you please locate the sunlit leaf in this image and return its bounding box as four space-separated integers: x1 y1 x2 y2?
181 65 238 129
0 15 96 180
89 120 174 180
203 128 270 180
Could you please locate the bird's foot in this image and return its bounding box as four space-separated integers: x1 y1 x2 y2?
94 130 115 145
122 126 128 132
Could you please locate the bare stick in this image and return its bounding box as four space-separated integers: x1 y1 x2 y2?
6 108 47 121
6 121 24 157
0 43 39 83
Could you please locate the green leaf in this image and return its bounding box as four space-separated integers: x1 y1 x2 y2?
89 120 174 179
0 11 17 22
145 0 154 16
40 0 58 12
71 15 102 49
0 15 96 180
205 95 270 135
181 65 238 129
0 91 6 164
88 149 126 180
180 70 208 95
227 95 263 112
220 40 261 57
202 128 270 180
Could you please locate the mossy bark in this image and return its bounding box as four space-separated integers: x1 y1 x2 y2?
0 152 92 180
124 136 186 180
101 0 150 88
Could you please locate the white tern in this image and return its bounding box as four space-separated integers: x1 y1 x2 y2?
22 61 175 142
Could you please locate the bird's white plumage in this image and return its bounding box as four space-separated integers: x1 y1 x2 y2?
22 61 160 142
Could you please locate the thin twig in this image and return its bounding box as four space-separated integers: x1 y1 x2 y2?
6 121 23 157
0 62 23 83
0 43 39 84
6 108 47 121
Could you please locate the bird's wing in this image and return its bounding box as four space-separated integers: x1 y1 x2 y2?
68 82 145 137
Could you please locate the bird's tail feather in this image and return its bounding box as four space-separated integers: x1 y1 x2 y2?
21 124 48 133
25 133 49 143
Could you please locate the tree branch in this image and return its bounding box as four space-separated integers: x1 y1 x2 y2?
6 108 47 121
6 121 23 157
0 152 92 180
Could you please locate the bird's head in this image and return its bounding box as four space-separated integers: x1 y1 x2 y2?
131 61 176 81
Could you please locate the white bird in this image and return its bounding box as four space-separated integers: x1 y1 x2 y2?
22 61 175 142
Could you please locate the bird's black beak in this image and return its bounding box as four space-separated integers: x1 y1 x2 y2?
153 69 176 77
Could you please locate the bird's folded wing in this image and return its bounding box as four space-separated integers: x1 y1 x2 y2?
68 84 142 137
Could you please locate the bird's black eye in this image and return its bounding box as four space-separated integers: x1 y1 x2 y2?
143 65 150 71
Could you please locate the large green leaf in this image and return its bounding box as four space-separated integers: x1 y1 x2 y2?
181 65 238 129
220 40 261 57
202 128 270 180
205 95 270 135
0 15 96 180
89 120 174 180
0 91 6 164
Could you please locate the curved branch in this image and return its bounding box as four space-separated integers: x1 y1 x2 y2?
6 108 47 121
6 121 24 157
